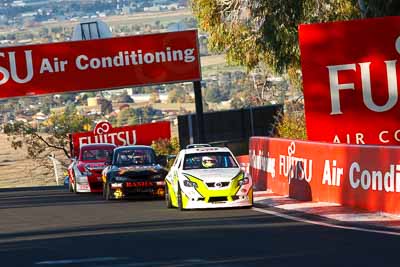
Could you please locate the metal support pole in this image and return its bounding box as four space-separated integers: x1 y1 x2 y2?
48 154 60 185
188 114 194 144
249 106 255 136
193 80 205 143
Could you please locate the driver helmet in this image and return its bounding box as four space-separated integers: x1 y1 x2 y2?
202 156 216 168
133 155 144 164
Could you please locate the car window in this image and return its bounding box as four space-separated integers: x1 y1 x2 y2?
114 148 156 167
183 152 238 170
81 148 113 161
172 152 180 168
176 153 184 169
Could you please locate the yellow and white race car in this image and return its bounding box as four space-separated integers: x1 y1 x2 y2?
165 144 253 210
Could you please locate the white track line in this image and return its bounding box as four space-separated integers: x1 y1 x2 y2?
35 257 125 265
252 207 400 236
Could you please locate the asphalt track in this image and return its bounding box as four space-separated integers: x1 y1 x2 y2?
0 187 399 267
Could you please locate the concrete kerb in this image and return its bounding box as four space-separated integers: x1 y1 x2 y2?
253 191 400 232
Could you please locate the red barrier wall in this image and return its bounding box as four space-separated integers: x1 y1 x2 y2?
236 155 249 170
249 137 400 214
237 155 267 191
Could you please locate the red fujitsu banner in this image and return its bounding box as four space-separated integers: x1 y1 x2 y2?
250 137 400 214
0 30 200 98
71 121 171 157
299 17 400 145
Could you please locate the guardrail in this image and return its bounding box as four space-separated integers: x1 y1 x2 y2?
48 154 63 185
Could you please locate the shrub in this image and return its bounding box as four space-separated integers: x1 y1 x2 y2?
275 111 307 140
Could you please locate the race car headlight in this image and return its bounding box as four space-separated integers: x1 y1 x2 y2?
238 177 250 186
111 183 123 188
183 179 198 188
114 176 128 182
76 175 88 183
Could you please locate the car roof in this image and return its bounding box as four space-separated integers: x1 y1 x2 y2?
80 143 116 149
114 145 153 152
183 146 232 155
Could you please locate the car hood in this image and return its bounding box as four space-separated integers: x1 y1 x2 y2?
81 162 107 171
182 168 241 182
115 165 166 178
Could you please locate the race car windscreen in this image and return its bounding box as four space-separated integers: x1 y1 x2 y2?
114 148 156 167
80 148 113 162
183 152 238 170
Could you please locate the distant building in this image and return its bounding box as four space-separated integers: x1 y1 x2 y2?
144 6 161 12
11 1 26 8
72 19 112 40
21 12 37 18
32 112 48 122
87 97 100 107
167 22 189 32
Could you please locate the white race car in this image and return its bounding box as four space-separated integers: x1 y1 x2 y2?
165 144 253 210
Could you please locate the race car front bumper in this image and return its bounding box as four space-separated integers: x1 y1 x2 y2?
75 182 91 193
74 175 103 193
182 188 253 209
110 181 165 199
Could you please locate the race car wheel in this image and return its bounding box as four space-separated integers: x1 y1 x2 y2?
73 180 79 194
68 179 73 192
243 190 254 209
177 186 185 211
105 184 113 201
165 185 173 209
102 183 106 198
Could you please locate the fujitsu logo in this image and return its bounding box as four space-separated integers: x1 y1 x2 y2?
0 50 33 85
94 121 112 135
279 142 313 183
78 122 137 147
327 36 400 115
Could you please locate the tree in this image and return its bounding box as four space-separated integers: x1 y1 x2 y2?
99 98 113 115
116 106 163 126
205 86 222 103
230 95 245 109
275 112 307 140
116 108 136 126
59 93 76 104
358 1 400 17
193 1 362 89
192 0 390 139
151 137 180 168
51 26 63 34
3 111 92 168
40 104 51 114
168 88 194 103
38 27 49 38
117 91 134 103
